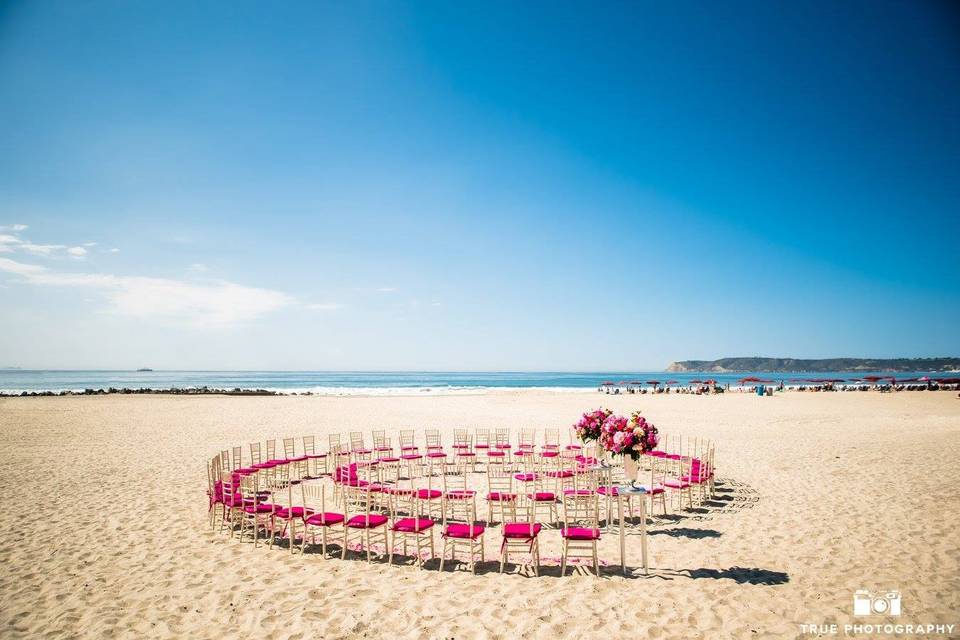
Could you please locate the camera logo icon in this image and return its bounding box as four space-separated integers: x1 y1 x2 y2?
853 590 901 616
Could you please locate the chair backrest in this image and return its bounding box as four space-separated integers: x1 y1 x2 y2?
303 435 316 455
494 428 510 447
453 428 468 445
283 437 296 459
519 428 535 449
487 467 514 497
399 430 416 450
266 439 276 461
372 430 388 449
328 433 341 452
349 431 364 450
442 490 479 532
425 429 441 450
505 492 538 538
231 446 242 470
574 465 600 492
443 468 468 494
543 428 560 449
562 491 599 530
302 481 329 514
475 428 490 447
249 442 263 465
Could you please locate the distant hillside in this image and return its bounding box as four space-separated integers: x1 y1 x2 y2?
666 357 960 373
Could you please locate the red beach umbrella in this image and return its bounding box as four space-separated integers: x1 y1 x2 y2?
646 380 661 386
600 381 614 386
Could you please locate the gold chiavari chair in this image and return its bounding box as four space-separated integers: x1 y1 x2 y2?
388 490 435 568
341 483 389 563
301 481 345 556
500 496 541 576
560 491 601 577
440 492 484 573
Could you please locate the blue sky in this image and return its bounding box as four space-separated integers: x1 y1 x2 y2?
0 1 957 370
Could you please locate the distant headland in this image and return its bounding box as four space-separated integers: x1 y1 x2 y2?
666 357 960 373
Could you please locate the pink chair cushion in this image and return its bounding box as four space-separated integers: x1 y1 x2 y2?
597 486 619 496
539 451 559 458
544 470 574 478
378 457 400 463
306 454 327 459
486 492 516 501
400 454 423 460
513 473 537 482
352 448 372 454
392 517 435 533
243 503 277 514
495 444 512 449
416 489 442 500
474 444 490 449
529 492 556 501
274 506 314 519
561 526 601 540
502 522 542 538
346 514 388 529
444 523 485 539
565 444 582 450
304 512 345 526
427 452 447 458
664 480 690 489
456 452 476 457
486 450 505 457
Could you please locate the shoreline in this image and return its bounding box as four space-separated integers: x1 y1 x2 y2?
2 385 958 398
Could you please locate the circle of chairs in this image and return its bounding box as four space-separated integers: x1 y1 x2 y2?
207 428 716 576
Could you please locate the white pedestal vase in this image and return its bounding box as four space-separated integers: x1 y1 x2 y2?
623 455 639 482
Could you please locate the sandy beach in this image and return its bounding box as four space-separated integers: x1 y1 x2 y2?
1 391 958 639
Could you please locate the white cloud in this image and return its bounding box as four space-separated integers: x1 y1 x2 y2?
83 242 97 247
307 302 344 311
0 258 291 328
0 257 46 276
67 246 88 257
0 224 28 232
108 248 120 253
20 243 67 256
189 263 208 272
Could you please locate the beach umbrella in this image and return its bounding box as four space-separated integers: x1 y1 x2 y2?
600 381 614 386
863 375 884 382
628 380 643 385
918 376 931 382
666 380 678 385
738 376 762 385
934 377 960 384
690 379 702 384
646 380 661 386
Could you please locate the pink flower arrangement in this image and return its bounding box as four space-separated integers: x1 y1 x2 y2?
573 408 612 443
598 410 659 461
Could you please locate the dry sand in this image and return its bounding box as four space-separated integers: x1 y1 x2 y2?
1 391 958 639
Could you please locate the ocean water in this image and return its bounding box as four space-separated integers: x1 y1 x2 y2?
0 370 951 396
